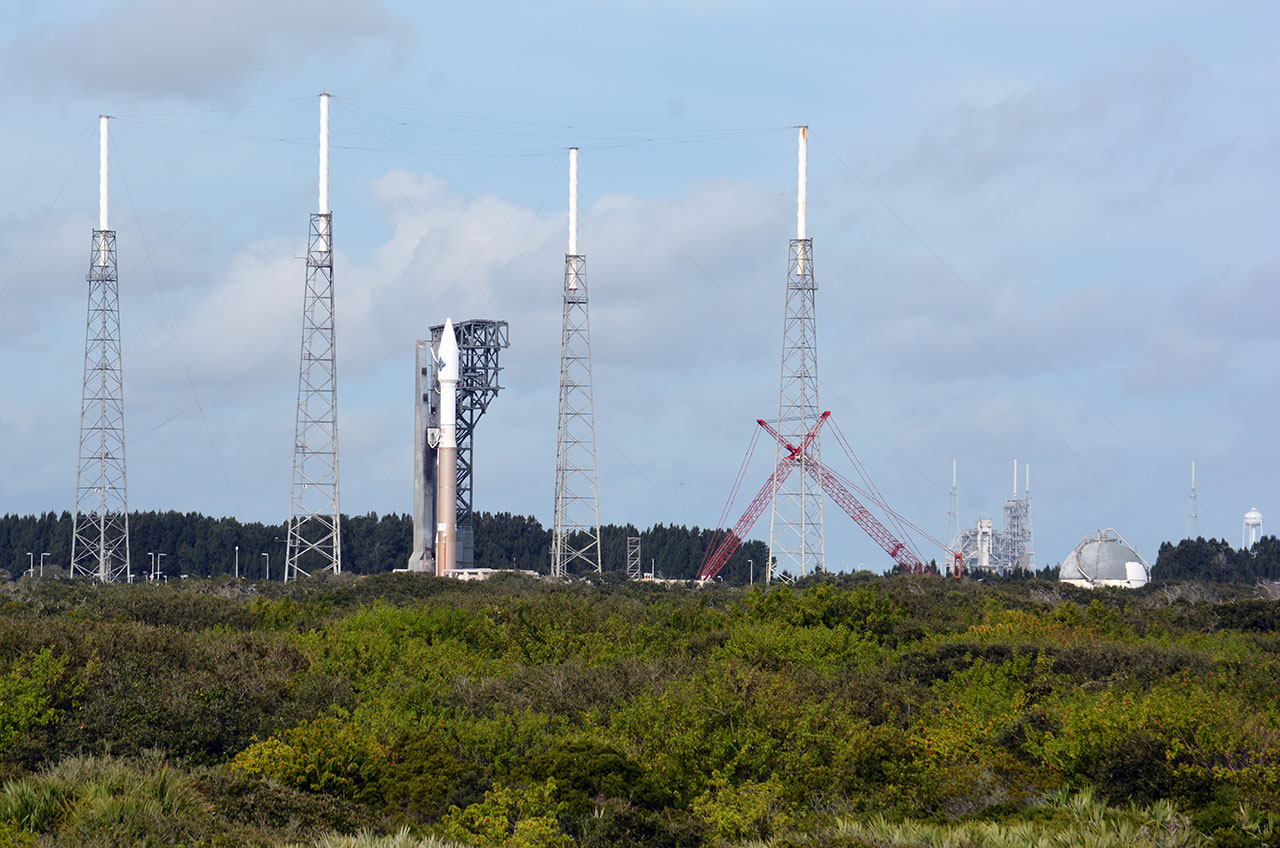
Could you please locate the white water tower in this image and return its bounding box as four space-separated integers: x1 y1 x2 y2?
1242 508 1263 548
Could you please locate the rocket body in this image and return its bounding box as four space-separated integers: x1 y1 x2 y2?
434 319 459 575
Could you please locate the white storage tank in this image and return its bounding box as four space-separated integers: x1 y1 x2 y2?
1059 529 1150 589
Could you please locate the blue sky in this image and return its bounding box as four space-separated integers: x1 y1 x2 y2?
0 0 1275 572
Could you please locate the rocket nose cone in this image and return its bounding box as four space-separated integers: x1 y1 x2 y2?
438 318 460 382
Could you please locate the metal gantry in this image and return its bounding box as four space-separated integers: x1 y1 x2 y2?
768 235 825 581
286 212 341 579
551 253 602 576
71 226 131 582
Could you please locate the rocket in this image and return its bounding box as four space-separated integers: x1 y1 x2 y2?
434 318 459 575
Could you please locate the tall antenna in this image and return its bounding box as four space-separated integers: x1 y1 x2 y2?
1024 462 1034 570
946 459 959 555
551 147 602 576
286 93 341 580
1187 461 1199 539
768 126 824 581
71 115 131 583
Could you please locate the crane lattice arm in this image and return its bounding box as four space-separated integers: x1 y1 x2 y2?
756 418 926 574
698 413 830 582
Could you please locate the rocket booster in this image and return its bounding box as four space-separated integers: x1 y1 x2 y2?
434 318 459 575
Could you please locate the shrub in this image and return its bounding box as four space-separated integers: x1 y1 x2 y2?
231 711 391 797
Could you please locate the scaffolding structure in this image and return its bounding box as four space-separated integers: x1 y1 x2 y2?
768 127 825 581
72 116 130 583
552 148 602 577
626 536 641 580
286 95 341 580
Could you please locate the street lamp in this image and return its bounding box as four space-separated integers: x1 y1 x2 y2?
748 559 754 587
261 553 269 581
157 553 167 581
40 553 50 577
25 552 33 579
148 552 155 580
234 545 239 579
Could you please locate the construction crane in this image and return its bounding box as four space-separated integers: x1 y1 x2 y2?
699 412 927 581
699 414 829 581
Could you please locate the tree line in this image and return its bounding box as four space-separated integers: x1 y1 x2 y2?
0 511 768 583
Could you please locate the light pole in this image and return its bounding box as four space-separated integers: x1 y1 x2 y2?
157 553 167 581
40 553 50 577
261 552 269 581
148 552 155 580
748 559 754 587
25 552 33 578
234 545 239 579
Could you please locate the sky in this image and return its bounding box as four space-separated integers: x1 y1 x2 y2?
0 0 1275 573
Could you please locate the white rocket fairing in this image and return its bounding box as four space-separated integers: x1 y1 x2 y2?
434 318 460 575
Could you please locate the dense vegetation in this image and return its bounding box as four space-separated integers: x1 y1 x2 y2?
5 511 1276 586
0 571 1277 846
0 512 767 583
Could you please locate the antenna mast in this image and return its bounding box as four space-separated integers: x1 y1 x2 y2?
551 147 602 576
286 93 341 580
768 126 824 581
946 460 959 569
72 115 131 582
1187 461 1199 539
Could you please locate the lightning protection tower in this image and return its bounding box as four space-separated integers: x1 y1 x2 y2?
768 126 825 582
286 93 341 580
551 147 602 577
1186 461 1199 539
71 116 131 582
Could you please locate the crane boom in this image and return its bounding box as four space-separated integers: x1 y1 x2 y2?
756 417 925 574
698 414 830 581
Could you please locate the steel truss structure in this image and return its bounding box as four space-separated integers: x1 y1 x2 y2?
71 228 131 582
286 213 341 580
551 254 602 576
768 237 825 581
626 536 641 580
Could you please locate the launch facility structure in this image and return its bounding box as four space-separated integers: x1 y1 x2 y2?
947 460 1034 575
408 319 509 573
52 98 1100 582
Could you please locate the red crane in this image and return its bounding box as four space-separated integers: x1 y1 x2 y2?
698 413 828 581
698 412 926 580
754 418 925 574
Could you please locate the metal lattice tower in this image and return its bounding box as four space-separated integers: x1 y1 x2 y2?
71 116 130 583
768 127 825 581
626 536 641 580
552 148 602 577
286 94 340 580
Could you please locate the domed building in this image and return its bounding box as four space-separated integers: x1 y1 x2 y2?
1059 529 1150 589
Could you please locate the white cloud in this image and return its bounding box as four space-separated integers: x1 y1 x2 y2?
0 0 414 100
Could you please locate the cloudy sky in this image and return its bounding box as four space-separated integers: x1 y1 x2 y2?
0 0 1275 571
